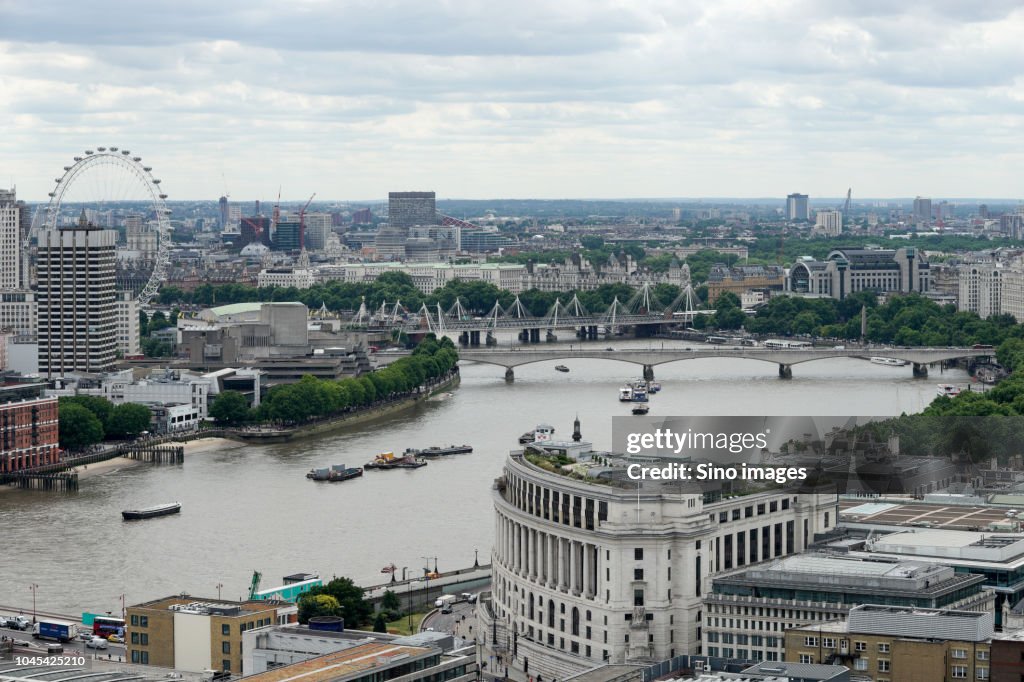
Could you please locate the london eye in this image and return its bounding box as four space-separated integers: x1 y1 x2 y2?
45 147 172 305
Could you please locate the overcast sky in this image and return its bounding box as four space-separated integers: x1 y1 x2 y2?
2 1 1023 201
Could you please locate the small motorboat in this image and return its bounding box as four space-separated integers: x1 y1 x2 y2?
555 365 570 373
632 403 650 415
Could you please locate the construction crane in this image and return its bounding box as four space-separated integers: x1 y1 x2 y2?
299 193 316 250
248 570 262 600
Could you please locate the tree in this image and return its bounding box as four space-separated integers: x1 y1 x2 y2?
297 594 342 623
319 577 373 626
381 590 401 613
59 403 104 450
106 403 153 439
373 613 387 633
59 395 114 431
210 391 251 425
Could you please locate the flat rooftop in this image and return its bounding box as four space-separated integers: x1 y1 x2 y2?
839 499 1015 530
243 641 433 682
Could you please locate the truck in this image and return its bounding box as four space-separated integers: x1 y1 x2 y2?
32 618 77 643
434 595 456 613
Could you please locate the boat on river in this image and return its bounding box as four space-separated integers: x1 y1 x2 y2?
555 365 570 373
632 403 650 415
871 357 908 367
416 444 474 457
618 386 634 401
937 384 962 398
307 464 363 481
122 502 181 521
365 451 427 470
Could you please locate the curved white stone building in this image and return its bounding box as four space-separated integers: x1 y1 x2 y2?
480 449 838 680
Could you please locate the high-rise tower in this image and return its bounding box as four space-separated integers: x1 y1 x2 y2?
0 188 21 290
37 212 118 378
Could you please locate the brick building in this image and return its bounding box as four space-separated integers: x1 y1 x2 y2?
0 383 59 473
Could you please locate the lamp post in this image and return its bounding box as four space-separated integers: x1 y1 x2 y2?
120 594 125 620
216 583 224 600
474 548 479 567
404 571 412 633
29 584 38 624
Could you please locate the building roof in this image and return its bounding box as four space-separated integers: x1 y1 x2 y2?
242 641 433 682
208 302 265 316
741 661 850 681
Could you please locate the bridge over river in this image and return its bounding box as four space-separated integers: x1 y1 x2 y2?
456 346 993 381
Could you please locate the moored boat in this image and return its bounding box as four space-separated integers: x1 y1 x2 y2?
871 357 908 367
555 365 570 373
648 382 661 393
618 386 634 402
418 444 474 457
632 403 650 415
365 451 428 470
937 384 962 398
122 502 181 520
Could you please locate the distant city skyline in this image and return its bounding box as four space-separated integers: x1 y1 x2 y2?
3 2 1024 200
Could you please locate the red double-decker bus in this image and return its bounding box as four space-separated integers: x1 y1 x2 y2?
93 616 125 638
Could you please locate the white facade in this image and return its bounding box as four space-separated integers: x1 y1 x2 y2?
814 210 843 237
117 293 141 356
958 262 1003 319
173 611 212 672
257 267 316 289
483 450 837 680
0 290 37 336
0 189 20 290
37 224 118 378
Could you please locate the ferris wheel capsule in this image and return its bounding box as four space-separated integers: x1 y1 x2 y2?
97 146 106 151
85 150 94 154
143 166 152 171
74 156 82 161
64 166 72 171
159 194 168 199
109 147 118 151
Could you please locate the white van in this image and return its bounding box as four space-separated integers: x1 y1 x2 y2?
434 595 456 613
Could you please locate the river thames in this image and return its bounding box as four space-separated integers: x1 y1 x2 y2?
0 340 969 616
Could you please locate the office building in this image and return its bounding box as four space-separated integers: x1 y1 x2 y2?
126 595 281 674
0 189 21 290
388 191 437 229
814 211 843 237
785 605 992 682
912 196 932 223
958 262 1004 319
303 213 333 251
0 384 59 473
787 247 929 300
273 219 301 251
219 196 230 230
0 290 37 336
480 446 837 679
786 194 810 222
37 216 118 378
706 555 991 663
374 226 410 260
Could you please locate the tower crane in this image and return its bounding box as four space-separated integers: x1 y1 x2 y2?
299 193 316 250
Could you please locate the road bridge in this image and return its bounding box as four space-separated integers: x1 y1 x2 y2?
457 347 992 381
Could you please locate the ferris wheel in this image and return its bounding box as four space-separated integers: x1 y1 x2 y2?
45 147 172 306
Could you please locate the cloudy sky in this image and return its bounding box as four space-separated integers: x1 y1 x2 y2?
2 0 1023 201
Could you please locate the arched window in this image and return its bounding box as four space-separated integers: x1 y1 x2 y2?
548 600 555 628
571 607 580 636
528 593 535 620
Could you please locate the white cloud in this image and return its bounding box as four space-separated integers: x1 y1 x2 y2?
1 0 1022 199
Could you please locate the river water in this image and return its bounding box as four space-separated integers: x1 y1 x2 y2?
0 338 968 616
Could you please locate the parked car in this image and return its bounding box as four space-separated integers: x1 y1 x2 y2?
86 637 109 650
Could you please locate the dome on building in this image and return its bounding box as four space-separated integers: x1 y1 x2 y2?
240 242 270 257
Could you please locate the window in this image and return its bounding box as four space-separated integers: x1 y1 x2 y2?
634 589 644 606
798 654 814 664
745 506 753 518
951 665 966 678
878 642 890 653
141 651 149 664
634 548 644 560
822 637 835 648
879 660 891 673
634 569 644 580
131 615 139 626
141 634 148 645
854 641 867 652
732 509 741 520
977 650 989 660
222 660 231 672
952 649 968 659
222 624 230 636
803 636 818 647
222 641 231 654
131 651 140 663
977 667 989 680
140 616 148 627
854 659 868 671
131 632 139 644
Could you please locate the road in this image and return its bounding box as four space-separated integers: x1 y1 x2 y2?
1 624 127 659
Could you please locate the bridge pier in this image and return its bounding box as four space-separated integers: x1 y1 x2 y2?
546 329 557 343
643 364 654 381
913 362 929 378
469 330 481 346
520 329 529 342
588 326 598 340
486 332 497 346
505 367 515 383
458 332 469 346
778 364 792 379
529 328 541 343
